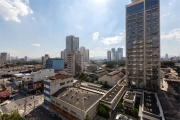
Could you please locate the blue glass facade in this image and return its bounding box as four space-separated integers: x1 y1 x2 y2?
46 58 64 70
126 0 160 89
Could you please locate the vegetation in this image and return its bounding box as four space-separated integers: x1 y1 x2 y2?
97 103 110 119
161 61 175 68
98 81 110 88
117 102 138 118
85 115 91 120
161 61 180 76
0 113 23 120
16 61 40 66
104 61 125 68
78 73 90 82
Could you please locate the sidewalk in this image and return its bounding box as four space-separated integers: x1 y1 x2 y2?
41 104 68 120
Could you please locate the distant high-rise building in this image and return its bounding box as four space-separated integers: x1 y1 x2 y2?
107 50 111 61
117 48 123 61
111 48 115 61
85 49 89 63
24 56 28 62
42 54 50 68
64 49 67 62
67 50 83 76
165 53 168 61
126 0 160 89
79 46 85 61
61 51 64 59
66 35 79 54
0 52 10 61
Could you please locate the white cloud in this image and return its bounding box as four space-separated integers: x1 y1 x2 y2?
161 28 180 40
32 17 35 21
161 13 170 17
101 36 123 45
92 32 99 40
0 0 33 22
31 43 40 47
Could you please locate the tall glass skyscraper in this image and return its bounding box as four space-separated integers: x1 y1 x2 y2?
126 0 160 89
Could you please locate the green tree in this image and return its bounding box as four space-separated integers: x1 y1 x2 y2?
1 113 23 120
85 115 91 120
97 104 110 119
130 108 138 117
117 102 124 110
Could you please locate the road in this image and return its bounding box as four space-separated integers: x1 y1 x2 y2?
25 106 54 120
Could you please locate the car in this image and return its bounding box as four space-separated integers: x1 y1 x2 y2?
11 90 18 94
49 112 56 118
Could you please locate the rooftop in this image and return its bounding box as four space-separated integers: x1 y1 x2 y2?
143 92 160 115
108 71 120 76
52 87 103 111
48 74 73 80
101 85 123 103
123 91 135 101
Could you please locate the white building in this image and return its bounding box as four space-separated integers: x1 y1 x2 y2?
67 50 83 76
43 74 74 106
31 69 55 82
165 54 168 61
24 56 28 62
98 71 125 86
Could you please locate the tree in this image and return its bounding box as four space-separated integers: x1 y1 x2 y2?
130 108 138 117
117 102 124 110
97 104 110 119
1 113 23 120
103 81 109 88
85 115 91 120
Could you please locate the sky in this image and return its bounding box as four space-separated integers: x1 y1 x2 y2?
0 0 180 58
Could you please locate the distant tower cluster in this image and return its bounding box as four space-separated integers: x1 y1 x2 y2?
60 35 89 76
107 48 123 61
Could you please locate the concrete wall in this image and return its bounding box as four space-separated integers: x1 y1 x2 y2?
49 77 73 95
31 69 55 82
98 75 117 86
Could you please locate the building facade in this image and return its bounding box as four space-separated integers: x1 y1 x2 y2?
0 57 4 67
46 58 64 70
117 47 123 61
107 50 111 61
67 50 83 76
111 48 116 61
85 49 89 63
0 52 10 61
66 35 79 54
44 74 74 106
42 54 50 68
126 0 160 89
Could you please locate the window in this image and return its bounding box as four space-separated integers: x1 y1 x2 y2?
71 110 76 115
67 81 70 84
63 106 68 110
51 100 55 103
60 82 65 86
56 102 61 106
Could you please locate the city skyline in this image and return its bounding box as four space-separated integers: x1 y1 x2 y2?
0 0 180 58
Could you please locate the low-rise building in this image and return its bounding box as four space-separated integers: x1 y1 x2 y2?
44 74 74 106
46 58 64 70
50 87 103 120
123 91 136 108
98 71 124 86
139 91 165 120
31 69 54 82
100 85 125 110
161 68 178 79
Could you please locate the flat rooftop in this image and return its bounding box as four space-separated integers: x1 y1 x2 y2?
108 71 120 76
101 85 123 103
48 74 73 80
52 87 103 111
124 91 135 101
143 92 160 115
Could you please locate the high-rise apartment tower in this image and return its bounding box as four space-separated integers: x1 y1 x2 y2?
126 0 160 89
